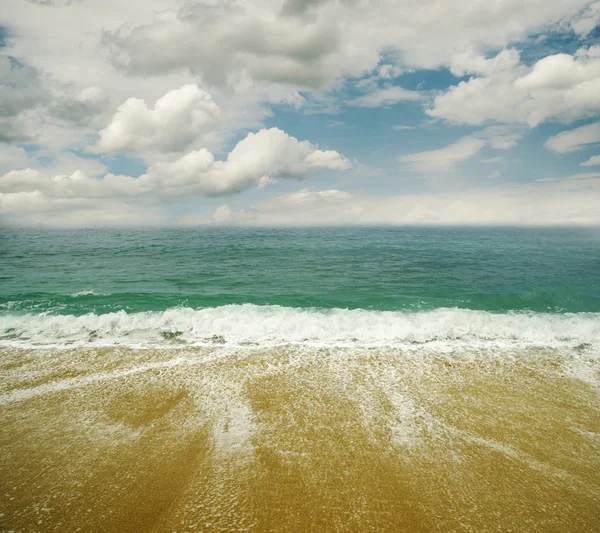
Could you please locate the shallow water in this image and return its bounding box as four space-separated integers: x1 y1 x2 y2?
1 345 599 532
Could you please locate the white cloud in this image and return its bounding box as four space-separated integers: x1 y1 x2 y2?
428 46 600 127
348 86 423 108
544 122 600 153
2 0 600 229
139 127 350 196
212 204 236 224
581 155 600 166
209 178 600 227
398 137 487 173
397 126 522 173
0 128 350 217
3 170 599 228
393 125 415 131
515 50 600 91
473 125 524 149
570 1 600 37
97 0 594 91
0 143 108 176
89 85 221 154
449 48 521 77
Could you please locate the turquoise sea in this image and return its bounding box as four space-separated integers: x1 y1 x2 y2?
1 226 599 347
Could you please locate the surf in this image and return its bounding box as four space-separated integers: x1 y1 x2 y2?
1 304 599 350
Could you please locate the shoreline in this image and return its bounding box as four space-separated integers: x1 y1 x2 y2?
2 345 599 532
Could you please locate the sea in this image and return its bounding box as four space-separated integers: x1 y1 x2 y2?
1 227 599 532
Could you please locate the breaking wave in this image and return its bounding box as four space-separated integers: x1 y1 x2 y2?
1 305 599 350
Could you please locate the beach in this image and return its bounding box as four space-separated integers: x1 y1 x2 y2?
1 343 599 532
1 227 599 532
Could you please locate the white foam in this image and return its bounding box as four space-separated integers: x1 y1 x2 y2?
0 305 599 351
70 290 97 297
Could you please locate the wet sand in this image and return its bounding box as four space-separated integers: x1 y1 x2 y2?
1 346 599 532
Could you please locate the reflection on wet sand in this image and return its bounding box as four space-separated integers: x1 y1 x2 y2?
1 346 599 532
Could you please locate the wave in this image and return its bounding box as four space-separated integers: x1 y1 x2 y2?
1 305 599 350
70 290 98 297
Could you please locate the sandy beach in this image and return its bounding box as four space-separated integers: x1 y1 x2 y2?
2 344 599 532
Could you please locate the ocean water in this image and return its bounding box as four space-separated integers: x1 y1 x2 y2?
1 227 599 532
1 226 600 346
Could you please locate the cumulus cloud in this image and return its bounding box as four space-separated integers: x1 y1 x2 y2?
544 122 600 153
101 0 594 90
428 46 600 127
0 128 350 218
134 127 350 196
89 85 221 154
2 0 600 227
103 3 343 89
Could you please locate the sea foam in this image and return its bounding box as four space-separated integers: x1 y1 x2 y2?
1 305 599 350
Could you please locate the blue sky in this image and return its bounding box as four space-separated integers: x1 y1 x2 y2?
1 0 600 226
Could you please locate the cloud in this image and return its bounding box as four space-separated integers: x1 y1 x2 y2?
515 50 600 91
570 1 600 37
2 0 600 229
449 48 521 77
0 117 32 144
103 3 343 89
0 128 350 216
25 0 82 5
0 57 48 118
100 0 593 91
348 86 423 108
581 155 600 166
326 120 348 128
544 122 600 153
0 57 49 142
143 127 350 196
210 178 600 227
393 125 415 131
49 86 109 126
0 57 114 146
480 156 504 164
428 46 600 126
398 137 487 173
473 125 524 149
397 126 522 173
89 85 221 155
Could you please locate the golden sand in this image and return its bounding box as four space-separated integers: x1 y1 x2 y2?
1 346 599 532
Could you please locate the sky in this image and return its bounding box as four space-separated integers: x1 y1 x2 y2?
1 0 600 227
